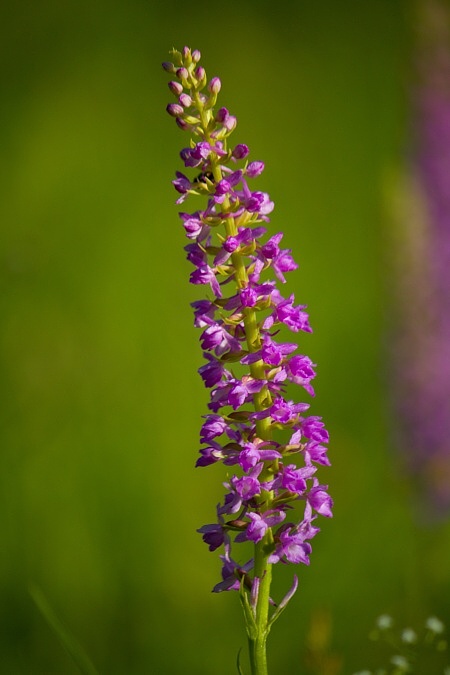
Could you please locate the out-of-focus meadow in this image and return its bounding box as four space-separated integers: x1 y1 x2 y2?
1 0 450 673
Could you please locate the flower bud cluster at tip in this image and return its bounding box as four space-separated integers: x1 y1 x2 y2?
163 46 332 599
164 47 236 141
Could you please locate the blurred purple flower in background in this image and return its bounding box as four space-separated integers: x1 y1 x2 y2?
390 0 450 520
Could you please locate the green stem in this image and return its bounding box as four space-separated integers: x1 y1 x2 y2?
248 538 273 675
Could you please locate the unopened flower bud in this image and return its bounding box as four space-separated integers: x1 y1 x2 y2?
179 93 192 108
176 67 189 83
166 103 184 118
216 107 229 123
168 80 183 96
192 49 201 63
176 118 189 131
182 46 192 65
162 61 175 73
208 77 222 94
193 66 207 91
195 66 205 80
232 144 249 160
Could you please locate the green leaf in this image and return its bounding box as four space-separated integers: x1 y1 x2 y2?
30 585 100 675
239 576 257 640
267 575 298 632
236 647 246 675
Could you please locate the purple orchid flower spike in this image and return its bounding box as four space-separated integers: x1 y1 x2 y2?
163 46 332 675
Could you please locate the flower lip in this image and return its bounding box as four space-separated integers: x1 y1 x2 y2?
247 161 265 178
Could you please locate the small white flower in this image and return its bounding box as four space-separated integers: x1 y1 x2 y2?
376 614 393 630
390 654 410 671
401 627 417 644
426 616 445 634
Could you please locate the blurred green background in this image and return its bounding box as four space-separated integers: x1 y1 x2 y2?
1 0 449 673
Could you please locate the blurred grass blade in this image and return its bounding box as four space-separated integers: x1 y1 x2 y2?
236 647 246 675
30 585 100 675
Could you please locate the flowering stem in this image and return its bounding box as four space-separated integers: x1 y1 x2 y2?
164 46 332 675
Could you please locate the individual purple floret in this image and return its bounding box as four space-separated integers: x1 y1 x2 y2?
163 46 331 636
